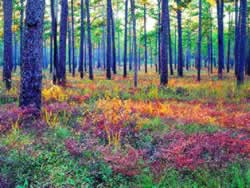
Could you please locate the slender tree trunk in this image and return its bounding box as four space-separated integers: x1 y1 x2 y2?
79 0 85 79
3 0 13 90
197 0 202 81
59 0 68 85
186 30 191 71
51 0 58 84
50 33 53 73
68 21 72 73
216 0 224 79
107 0 112 79
130 0 137 87
160 0 168 85
144 4 148 73
102 13 106 70
19 0 24 67
118 30 121 67
71 0 76 77
166 0 173 75
157 0 161 73
111 5 117 74
13 33 17 72
227 11 231 73
177 0 183 77
20 0 45 110
123 0 128 77
210 8 213 74
237 0 247 84
234 0 239 76
174 25 177 69
85 0 93 80
246 31 250 76
129 20 133 71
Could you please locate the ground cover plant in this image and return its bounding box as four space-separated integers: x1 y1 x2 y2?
0 71 250 187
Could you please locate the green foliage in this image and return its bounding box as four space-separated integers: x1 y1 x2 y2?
175 123 221 134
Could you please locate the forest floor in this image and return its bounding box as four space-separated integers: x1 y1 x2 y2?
0 69 250 187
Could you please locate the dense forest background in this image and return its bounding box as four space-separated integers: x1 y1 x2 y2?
0 0 249 95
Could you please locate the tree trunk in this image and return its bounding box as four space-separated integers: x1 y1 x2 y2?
177 0 183 77
144 4 148 73
79 0 85 79
3 0 13 90
166 0 173 75
20 0 45 110
197 0 202 81
71 0 76 77
234 0 239 76
19 0 24 67
85 0 93 80
107 0 112 79
216 0 224 79
111 5 117 74
227 11 231 73
237 0 247 84
123 0 128 77
157 0 161 73
68 21 72 73
130 0 137 87
51 0 58 84
174 25 177 70
160 0 169 85
50 33 53 73
59 0 68 85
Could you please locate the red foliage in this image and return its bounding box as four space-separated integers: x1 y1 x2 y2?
99 145 142 176
151 131 250 172
64 139 83 156
0 104 39 133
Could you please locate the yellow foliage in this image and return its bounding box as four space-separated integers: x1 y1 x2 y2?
207 0 216 6
42 85 68 102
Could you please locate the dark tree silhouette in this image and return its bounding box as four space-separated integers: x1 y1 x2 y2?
51 0 58 84
123 0 128 78
226 10 232 73
111 5 117 74
166 0 173 75
79 0 85 79
234 0 239 76
3 0 13 90
144 3 148 73
197 0 202 81
68 21 72 73
85 0 93 80
19 0 45 110
19 0 24 67
237 0 247 84
160 0 168 85
107 0 112 79
216 0 224 79
130 0 137 87
71 0 76 77
59 0 68 85
177 0 183 77
157 0 161 73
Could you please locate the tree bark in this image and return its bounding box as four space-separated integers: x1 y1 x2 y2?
20 0 45 110
59 0 68 85
3 0 13 90
123 0 128 77
130 0 137 87
79 0 85 79
85 0 93 80
160 0 168 85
